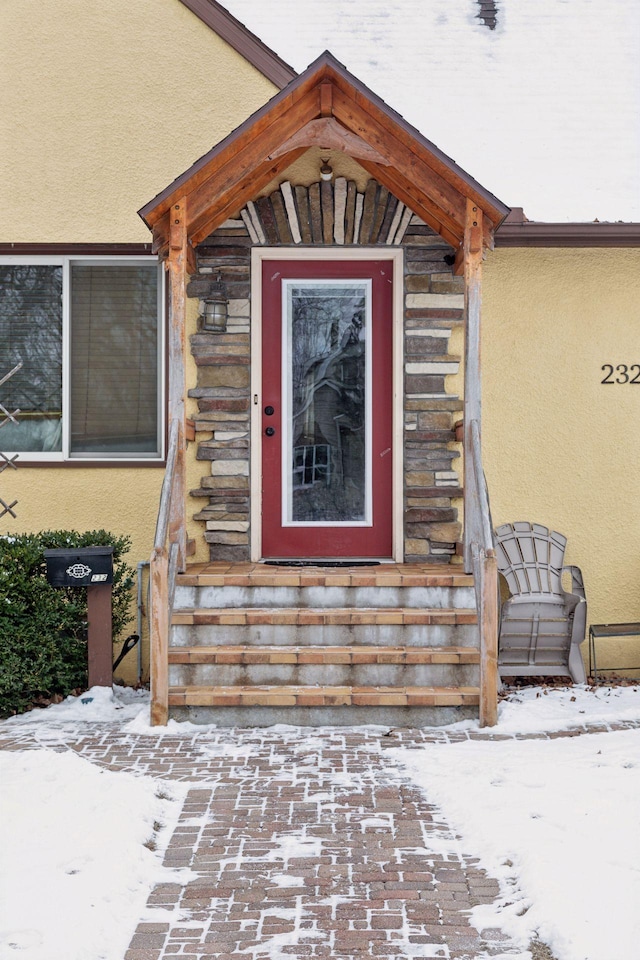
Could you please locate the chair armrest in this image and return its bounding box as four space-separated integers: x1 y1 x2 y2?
563 564 586 601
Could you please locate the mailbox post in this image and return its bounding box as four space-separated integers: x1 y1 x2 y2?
44 546 114 688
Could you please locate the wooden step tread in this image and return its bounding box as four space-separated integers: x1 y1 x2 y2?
172 607 477 626
168 685 480 707
177 561 473 589
169 645 480 665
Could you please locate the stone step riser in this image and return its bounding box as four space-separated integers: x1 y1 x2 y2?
170 621 479 648
169 660 479 688
173 584 476 610
170 703 478 727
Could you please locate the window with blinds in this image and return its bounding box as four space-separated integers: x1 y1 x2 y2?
71 264 160 455
0 265 63 452
0 258 162 459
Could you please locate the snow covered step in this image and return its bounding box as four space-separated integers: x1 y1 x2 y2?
172 607 477 626
168 643 480 687
168 645 480 665
176 562 473 588
170 607 478 651
167 684 480 707
174 583 476 610
174 562 475 610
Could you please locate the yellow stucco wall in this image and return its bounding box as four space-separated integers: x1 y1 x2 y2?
483 247 640 673
0 0 278 681
0 0 277 242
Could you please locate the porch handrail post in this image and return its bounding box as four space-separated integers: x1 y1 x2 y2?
462 201 498 726
463 199 483 574
150 546 169 726
167 196 188 573
474 544 499 727
149 196 189 726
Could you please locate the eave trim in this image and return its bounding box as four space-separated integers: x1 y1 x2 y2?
496 222 640 247
0 242 153 255
178 0 296 89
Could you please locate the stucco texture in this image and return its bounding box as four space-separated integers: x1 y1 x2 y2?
483 248 640 673
0 0 278 681
0 0 277 243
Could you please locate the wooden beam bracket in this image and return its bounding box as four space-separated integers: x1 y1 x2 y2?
320 80 333 117
268 117 391 165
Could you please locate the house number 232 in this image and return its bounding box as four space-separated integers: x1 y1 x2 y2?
601 364 640 384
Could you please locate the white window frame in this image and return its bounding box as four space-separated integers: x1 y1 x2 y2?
0 254 165 462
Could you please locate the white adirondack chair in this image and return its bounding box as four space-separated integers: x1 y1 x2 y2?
494 522 587 683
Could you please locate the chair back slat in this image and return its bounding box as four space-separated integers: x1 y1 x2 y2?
495 522 567 600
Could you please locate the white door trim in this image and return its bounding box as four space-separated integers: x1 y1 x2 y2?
250 247 404 562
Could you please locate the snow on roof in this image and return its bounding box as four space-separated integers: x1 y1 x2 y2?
220 0 640 223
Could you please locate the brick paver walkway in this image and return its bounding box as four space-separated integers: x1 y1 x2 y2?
3 718 637 959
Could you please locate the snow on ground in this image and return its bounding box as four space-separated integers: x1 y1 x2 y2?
391 723 640 960
3 682 640 960
4 685 149 726
10 681 640 737
0 748 188 960
477 683 640 735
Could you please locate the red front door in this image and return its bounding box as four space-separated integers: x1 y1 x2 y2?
261 259 393 559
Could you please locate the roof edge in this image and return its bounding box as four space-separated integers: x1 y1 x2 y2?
178 0 296 89
312 53 510 226
0 242 152 255
496 222 640 247
139 50 509 233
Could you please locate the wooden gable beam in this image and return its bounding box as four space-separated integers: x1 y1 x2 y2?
143 69 325 233
268 117 390 165
358 161 462 249
325 67 501 244
189 148 308 245
160 89 321 249
346 81 504 239
331 87 467 234
152 211 171 258
320 79 333 117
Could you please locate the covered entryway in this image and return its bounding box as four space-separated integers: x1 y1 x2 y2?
138 51 509 728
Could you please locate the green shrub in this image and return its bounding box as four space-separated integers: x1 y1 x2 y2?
0 530 135 717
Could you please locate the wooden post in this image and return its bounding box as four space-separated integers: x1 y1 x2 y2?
167 197 188 572
86 584 113 687
150 548 169 726
149 196 188 726
463 199 484 573
479 550 499 727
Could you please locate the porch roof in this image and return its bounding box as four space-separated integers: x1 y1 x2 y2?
139 51 509 256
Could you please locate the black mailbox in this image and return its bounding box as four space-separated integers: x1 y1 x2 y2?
44 546 114 587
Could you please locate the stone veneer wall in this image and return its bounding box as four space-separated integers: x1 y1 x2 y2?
187 178 464 563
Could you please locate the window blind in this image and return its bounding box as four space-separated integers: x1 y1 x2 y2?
0 265 63 452
70 264 159 455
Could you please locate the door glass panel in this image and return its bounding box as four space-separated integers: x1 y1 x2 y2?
284 280 370 525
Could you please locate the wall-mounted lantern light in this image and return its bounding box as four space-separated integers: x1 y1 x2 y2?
202 274 227 332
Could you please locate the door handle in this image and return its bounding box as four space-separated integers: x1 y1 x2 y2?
264 405 275 416
265 426 275 437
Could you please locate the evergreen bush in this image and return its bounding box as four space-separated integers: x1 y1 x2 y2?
0 530 135 716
